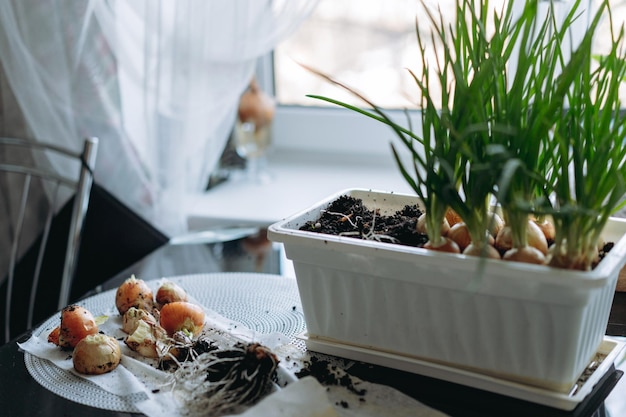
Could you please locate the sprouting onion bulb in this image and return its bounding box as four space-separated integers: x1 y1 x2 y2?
546 3 626 270
115 275 154 315
417 212 450 237
464 242 500 259
424 237 460 253
303 0 626 271
160 301 205 336
503 246 546 265
495 221 548 257
448 223 471 252
535 219 555 243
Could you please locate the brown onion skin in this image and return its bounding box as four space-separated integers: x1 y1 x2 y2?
424 237 460 254
447 223 472 252
533 218 556 245
238 78 275 128
503 246 546 265
526 220 548 255
495 220 548 256
155 281 188 309
159 301 205 336
73 334 121 375
417 213 450 236
115 276 154 315
445 208 463 227
57 305 99 348
488 212 505 238
463 243 501 259
47 326 60 345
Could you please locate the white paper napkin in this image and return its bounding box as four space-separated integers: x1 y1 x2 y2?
18 304 289 397
19 285 449 417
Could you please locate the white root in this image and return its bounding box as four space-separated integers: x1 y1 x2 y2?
171 342 279 417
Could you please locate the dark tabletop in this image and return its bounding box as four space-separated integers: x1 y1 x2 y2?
1 230 625 417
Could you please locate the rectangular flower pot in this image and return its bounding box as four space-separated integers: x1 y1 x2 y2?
268 188 626 392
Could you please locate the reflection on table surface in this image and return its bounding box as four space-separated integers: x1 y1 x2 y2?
1 229 626 417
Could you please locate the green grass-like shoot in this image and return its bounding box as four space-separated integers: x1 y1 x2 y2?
304 0 626 271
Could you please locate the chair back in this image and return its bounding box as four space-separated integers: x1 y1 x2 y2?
0 137 98 343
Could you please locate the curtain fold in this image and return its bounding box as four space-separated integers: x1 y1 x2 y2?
0 0 318 237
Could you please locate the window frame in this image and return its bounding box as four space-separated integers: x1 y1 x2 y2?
257 53 422 159
264 0 600 158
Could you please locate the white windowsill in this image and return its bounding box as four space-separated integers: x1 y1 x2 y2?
185 148 414 231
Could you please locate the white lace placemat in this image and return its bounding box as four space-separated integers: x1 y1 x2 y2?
22 272 306 413
21 272 450 417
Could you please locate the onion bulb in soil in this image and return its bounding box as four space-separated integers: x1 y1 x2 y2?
503 246 546 265
495 220 548 256
445 208 463 227
533 218 556 244
488 212 505 238
424 237 460 253
447 223 472 252
547 238 603 270
417 213 450 236
463 240 500 259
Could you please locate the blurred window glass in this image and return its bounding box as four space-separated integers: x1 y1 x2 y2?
274 0 626 110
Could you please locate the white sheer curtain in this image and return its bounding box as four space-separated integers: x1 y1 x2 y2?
0 0 318 237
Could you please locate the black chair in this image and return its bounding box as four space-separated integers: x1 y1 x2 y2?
0 137 97 343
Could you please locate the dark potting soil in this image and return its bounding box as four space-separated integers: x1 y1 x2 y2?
298 195 614 268
295 356 366 396
298 194 429 247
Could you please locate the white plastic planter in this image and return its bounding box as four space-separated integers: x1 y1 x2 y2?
268 188 626 392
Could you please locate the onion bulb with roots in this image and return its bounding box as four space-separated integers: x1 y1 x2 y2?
172 342 279 416
495 220 548 255
547 237 603 270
